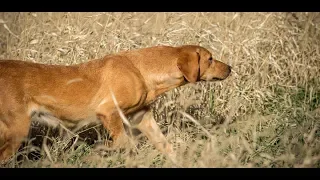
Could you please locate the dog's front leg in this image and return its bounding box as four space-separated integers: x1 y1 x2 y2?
132 107 176 159
96 110 130 149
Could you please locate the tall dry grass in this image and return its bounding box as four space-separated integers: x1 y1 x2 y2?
0 12 319 168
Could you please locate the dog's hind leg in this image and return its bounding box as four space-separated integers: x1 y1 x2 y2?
0 110 31 162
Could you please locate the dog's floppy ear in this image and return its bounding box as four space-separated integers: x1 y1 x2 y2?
177 49 200 83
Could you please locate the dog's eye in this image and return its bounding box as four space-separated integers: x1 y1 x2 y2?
208 57 213 63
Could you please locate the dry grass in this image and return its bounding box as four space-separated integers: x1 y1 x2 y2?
0 12 320 168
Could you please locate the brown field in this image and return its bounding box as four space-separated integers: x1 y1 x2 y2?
0 12 319 168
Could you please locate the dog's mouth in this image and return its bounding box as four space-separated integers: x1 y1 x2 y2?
211 77 224 81
199 76 224 82
202 70 232 82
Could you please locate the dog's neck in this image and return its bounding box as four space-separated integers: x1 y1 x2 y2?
111 50 187 104
142 63 186 104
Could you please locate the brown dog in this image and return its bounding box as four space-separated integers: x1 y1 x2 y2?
0 45 231 162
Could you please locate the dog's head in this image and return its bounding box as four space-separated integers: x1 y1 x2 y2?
177 45 231 83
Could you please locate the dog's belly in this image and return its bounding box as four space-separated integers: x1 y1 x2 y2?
28 98 99 131
31 110 100 131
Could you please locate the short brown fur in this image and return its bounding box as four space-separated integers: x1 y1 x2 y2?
0 45 231 162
